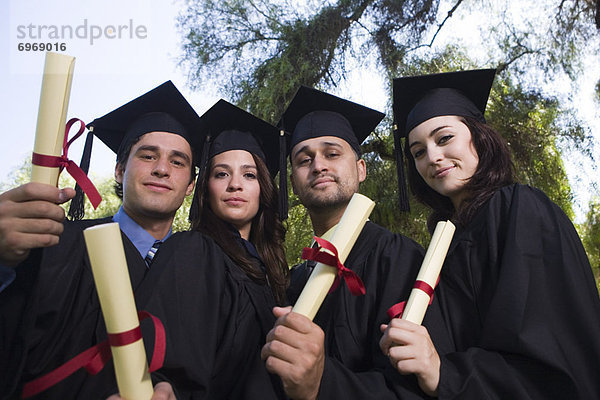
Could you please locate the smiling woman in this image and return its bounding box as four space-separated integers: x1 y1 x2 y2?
381 68 600 399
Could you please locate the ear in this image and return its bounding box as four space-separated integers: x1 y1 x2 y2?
289 172 298 195
115 163 124 184
356 158 366 183
185 179 195 196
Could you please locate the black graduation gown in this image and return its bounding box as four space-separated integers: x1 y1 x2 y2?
0 219 282 399
436 183 600 399
288 221 450 399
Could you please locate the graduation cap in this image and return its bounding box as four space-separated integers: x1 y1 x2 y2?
192 99 288 221
391 69 497 211
68 80 206 220
279 86 385 156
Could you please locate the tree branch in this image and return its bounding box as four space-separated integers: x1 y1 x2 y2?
407 0 465 52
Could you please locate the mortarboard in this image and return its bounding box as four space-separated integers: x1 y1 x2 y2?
68 80 206 220
279 86 385 156
391 68 497 211
87 80 206 158
193 99 288 220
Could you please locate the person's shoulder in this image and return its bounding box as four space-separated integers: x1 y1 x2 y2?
60 217 113 239
358 221 425 257
364 221 424 248
490 183 558 213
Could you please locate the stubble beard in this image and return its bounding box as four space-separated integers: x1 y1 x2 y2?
298 177 358 213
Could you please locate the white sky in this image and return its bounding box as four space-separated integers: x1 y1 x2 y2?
1 0 598 221
1 0 220 182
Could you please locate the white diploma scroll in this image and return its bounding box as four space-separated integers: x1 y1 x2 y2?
292 193 375 321
401 220 455 324
31 52 75 186
83 223 153 400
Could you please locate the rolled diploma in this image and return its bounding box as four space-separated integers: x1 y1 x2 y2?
293 193 375 320
83 223 153 400
31 52 75 186
401 220 455 324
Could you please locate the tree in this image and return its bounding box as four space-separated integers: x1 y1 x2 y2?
178 0 599 271
581 198 600 289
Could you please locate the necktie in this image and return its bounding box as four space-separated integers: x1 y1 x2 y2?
145 240 162 267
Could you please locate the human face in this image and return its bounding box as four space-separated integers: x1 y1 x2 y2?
115 131 194 225
290 136 366 211
408 115 479 208
207 150 261 240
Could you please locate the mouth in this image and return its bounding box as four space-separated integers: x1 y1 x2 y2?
144 182 171 192
225 197 247 205
433 166 455 178
311 176 336 188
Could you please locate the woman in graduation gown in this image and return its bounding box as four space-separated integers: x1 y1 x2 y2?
380 69 600 399
169 99 289 398
0 86 285 399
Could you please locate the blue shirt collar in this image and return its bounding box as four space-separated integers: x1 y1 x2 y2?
112 206 172 258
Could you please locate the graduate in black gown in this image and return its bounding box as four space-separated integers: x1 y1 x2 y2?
0 83 283 399
184 99 292 397
192 99 289 307
381 69 600 399
261 86 449 399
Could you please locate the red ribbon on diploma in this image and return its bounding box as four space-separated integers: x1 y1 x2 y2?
386 278 439 319
22 311 165 399
302 236 366 296
31 118 102 208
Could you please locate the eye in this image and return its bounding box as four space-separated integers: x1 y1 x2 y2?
244 172 257 179
438 134 453 145
297 157 312 166
326 151 340 159
139 153 155 160
171 159 185 167
213 171 228 178
412 148 425 159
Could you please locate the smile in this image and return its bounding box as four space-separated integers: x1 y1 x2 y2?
433 166 455 178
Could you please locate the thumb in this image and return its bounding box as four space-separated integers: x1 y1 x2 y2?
272 305 292 318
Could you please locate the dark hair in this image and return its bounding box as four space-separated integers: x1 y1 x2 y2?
405 116 515 230
191 153 289 305
114 135 197 199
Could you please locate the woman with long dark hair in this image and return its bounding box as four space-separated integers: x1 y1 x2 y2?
380 69 600 399
191 99 289 305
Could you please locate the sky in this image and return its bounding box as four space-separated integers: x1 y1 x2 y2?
1 0 598 221
1 0 220 182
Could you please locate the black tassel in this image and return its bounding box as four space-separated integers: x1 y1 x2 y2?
393 124 410 212
189 134 211 224
278 130 288 220
68 131 94 220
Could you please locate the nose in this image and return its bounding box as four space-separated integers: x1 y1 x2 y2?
227 173 242 191
311 154 328 175
426 146 443 165
151 157 170 178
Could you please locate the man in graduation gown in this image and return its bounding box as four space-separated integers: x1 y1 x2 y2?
0 82 282 399
261 86 450 399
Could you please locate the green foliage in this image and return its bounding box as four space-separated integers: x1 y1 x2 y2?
176 0 600 269
580 198 600 290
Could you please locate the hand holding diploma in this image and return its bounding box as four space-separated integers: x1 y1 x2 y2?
292 193 375 320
